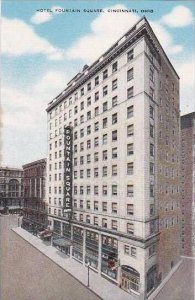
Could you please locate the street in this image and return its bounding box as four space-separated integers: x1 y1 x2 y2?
0 215 100 300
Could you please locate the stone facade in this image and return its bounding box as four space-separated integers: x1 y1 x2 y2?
46 17 181 299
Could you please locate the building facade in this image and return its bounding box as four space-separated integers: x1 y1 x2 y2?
181 112 195 257
22 159 47 233
0 166 24 213
46 17 181 299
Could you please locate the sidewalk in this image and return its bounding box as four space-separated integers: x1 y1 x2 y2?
12 227 137 300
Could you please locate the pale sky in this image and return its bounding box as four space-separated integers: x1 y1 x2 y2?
1 0 195 167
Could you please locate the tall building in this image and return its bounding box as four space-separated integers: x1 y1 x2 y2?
181 112 195 257
0 166 24 214
22 159 47 233
46 17 181 299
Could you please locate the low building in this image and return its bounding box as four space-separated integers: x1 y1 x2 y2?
0 166 24 214
22 159 47 233
181 112 195 257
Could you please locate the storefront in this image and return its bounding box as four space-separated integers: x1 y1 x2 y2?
101 235 118 280
72 226 83 262
121 265 140 294
85 230 99 270
53 238 71 255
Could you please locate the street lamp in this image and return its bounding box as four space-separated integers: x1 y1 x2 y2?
87 262 90 288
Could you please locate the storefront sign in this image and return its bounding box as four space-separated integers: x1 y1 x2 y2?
63 126 73 215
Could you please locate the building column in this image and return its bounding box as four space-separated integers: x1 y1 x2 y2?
98 233 102 274
83 228 86 265
34 178 37 198
60 221 63 236
70 224 73 257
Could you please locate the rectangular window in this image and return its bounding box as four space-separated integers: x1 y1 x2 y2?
94 168 98 178
150 162 154 175
87 186 91 195
87 111 91 120
124 245 130 255
103 69 108 80
94 122 99 132
112 165 117 176
127 87 134 99
95 76 99 86
102 185 107 196
112 113 117 124
87 97 91 106
94 137 99 147
127 105 133 118
112 96 117 107
127 162 134 175
127 124 134 136
80 101 84 110
94 201 98 211
102 218 107 228
102 202 107 211
87 200 90 209
87 140 91 149
87 82 91 91
80 115 84 124
80 129 84 138
150 184 154 197
150 87 154 99
127 68 133 81
112 185 117 195
95 91 99 101
131 247 136 257
127 222 134 234
149 67 154 82
87 125 91 135
80 142 84 152
150 106 154 119
112 147 117 159
103 102 108 112
103 118 108 128
127 204 134 215
102 150 108 161
102 166 107 177
94 217 98 226
112 61 118 73
103 86 108 97
127 185 134 197
112 130 117 141
102 134 108 145
112 220 117 231
112 203 117 213
150 143 154 157
127 49 134 61
150 124 154 138
94 107 99 116
127 143 134 155
112 79 117 90
94 186 98 195
81 87 84 96
94 152 99 162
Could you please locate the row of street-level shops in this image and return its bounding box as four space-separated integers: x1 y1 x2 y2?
51 219 159 297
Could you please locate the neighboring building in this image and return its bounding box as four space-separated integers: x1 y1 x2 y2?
22 159 47 233
46 17 181 299
181 112 195 257
0 166 24 213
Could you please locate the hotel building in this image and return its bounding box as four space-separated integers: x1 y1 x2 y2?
46 17 181 299
181 112 195 257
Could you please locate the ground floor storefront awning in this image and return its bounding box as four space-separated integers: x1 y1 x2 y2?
53 238 72 247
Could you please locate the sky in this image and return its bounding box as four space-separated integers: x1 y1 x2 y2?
1 0 195 167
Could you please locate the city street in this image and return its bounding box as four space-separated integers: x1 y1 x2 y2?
0 215 100 300
0 215 194 300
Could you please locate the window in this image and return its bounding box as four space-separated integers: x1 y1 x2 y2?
94 217 98 226
80 115 84 124
112 130 117 141
103 69 108 80
127 204 134 215
94 201 98 211
94 186 98 195
103 102 108 112
74 131 78 140
87 200 90 209
102 134 108 145
74 106 78 114
87 169 91 178
86 215 90 224
74 145 77 153
102 166 107 177
103 86 108 97
94 168 99 178
74 186 77 195
112 96 117 107
94 152 99 162
127 124 134 136
112 203 117 213
102 218 107 228
112 220 117 231
80 214 83 222
94 122 99 132
112 113 117 124
95 76 99 86
127 162 133 175
87 82 91 91
74 171 77 179
95 107 99 116
150 144 154 157
150 124 154 138
81 87 84 96
150 106 154 119
102 150 108 161
127 68 133 81
112 79 117 90
87 140 91 149
87 125 91 135
127 222 134 234
127 105 133 118
127 143 134 155
150 162 154 175
149 244 156 257
80 101 84 110
74 118 78 126
87 186 91 195
103 118 108 128
112 62 118 73
102 202 107 211
87 97 91 106
112 147 117 158
80 142 84 151
80 200 84 209
94 137 99 147
149 67 154 82
127 185 134 197
150 184 154 197
74 92 78 101
149 87 154 99
80 186 84 195
80 128 84 138
112 185 117 195
124 245 130 255
95 91 99 101
102 185 107 196
127 49 134 61
87 111 91 120
127 87 134 99
112 165 117 176
131 247 136 257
